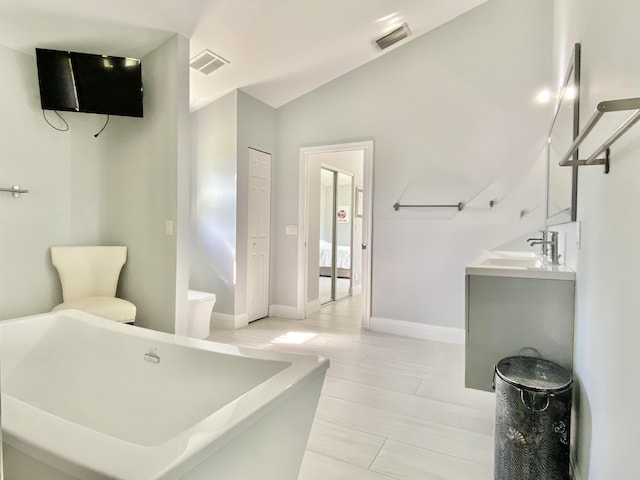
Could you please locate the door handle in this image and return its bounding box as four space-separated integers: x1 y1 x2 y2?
362 243 367 250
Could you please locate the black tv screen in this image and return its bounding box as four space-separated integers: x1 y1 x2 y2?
36 48 143 118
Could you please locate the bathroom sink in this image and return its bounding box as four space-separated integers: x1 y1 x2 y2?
476 250 543 269
465 250 575 280
483 250 537 259
479 257 544 269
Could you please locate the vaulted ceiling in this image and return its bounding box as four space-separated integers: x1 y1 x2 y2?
0 0 487 111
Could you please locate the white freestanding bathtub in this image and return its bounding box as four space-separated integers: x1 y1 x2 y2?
0 310 329 479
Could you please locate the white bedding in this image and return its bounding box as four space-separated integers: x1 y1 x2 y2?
319 240 351 269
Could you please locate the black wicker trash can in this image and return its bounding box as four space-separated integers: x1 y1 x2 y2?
493 356 572 480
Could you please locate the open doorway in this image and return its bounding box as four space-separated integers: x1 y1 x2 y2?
298 141 373 328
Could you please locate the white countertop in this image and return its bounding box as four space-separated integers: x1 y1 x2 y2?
465 250 575 281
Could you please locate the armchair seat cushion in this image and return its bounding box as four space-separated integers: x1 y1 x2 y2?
52 296 136 323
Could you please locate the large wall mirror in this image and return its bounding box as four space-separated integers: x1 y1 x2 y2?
546 43 580 224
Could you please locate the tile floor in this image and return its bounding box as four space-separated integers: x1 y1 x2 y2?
207 295 496 480
319 275 351 305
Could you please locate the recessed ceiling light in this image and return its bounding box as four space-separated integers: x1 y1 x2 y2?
190 49 229 75
375 23 411 50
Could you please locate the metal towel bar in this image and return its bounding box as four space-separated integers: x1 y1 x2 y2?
393 202 464 211
559 97 640 173
0 185 29 198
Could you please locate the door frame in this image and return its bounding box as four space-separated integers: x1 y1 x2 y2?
298 140 373 328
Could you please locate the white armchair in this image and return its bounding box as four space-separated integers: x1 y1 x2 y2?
51 246 136 323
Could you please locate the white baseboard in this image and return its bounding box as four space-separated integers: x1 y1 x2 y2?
306 299 321 315
369 316 465 345
269 304 304 320
211 312 248 330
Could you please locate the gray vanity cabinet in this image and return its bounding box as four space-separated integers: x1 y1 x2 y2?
465 274 575 392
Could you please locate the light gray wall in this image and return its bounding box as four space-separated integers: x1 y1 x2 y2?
174 35 191 336
274 0 553 328
190 91 238 315
0 45 108 319
0 36 188 332
190 90 276 317
105 34 190 334
553 0 640 478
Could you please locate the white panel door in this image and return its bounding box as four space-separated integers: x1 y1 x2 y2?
247 148 271 321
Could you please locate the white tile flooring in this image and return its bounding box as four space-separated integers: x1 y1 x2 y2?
319 275 351 305
206 295 496 480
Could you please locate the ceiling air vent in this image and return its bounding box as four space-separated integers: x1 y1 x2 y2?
375 23 411 50
190 49 229 75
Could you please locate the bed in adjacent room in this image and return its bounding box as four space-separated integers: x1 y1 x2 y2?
319 239 351 278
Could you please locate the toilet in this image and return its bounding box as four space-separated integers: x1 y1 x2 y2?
187 290 217 339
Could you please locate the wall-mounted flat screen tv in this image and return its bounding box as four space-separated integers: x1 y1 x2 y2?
36 48 143 118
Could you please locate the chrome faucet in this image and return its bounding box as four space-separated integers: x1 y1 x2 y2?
526 230 550 257
528 231 560 265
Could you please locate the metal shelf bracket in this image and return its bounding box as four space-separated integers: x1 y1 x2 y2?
1 185 29 198
393 202 464 212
